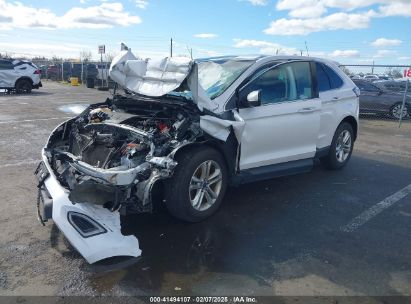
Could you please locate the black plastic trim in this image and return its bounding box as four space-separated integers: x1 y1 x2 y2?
315 146 331 158
67 212 107 238
231 158 313 185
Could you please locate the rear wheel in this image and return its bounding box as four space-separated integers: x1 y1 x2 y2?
165 147 228 222
15 79 32 94
390 103 409 120
321 122 354 170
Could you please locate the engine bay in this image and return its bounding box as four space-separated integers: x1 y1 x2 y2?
44 96 203 214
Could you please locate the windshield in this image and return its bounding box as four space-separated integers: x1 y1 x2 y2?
197 58 254 99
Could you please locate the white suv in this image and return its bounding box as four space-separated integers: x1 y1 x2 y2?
36 53 359 263
0 59 42 93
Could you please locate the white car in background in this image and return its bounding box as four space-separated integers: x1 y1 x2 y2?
0 59 42 93
363 74 380 82
36 52 359 263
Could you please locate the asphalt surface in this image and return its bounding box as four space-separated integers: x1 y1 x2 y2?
0 81 410 296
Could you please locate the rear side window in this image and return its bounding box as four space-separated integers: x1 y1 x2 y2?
0 60 14 70
315 62 344 92
316 63 331 92
322 64 344 89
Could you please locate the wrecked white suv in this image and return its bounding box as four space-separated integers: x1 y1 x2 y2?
35 50 359 263
0 59 42 93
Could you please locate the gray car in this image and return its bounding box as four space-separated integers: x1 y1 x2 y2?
353 79 410 119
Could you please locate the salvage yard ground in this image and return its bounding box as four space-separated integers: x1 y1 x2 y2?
0 81 410 296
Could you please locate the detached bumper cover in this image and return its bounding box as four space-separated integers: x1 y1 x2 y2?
37 151 141 264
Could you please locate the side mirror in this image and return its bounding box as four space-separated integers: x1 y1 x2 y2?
246 90 261 107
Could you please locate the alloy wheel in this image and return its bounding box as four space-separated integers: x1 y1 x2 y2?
391 104 408 119
336 130 352 163
189 160 223 211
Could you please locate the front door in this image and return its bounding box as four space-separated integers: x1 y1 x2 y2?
238 61 321 170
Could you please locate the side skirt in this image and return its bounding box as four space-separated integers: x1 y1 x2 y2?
231 158 314 185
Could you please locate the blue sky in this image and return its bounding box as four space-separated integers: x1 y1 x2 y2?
0 0 410 67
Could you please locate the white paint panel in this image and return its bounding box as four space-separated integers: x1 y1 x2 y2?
239 98 321 170
42 152 141 264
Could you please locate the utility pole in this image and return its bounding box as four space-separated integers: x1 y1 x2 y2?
305 41 310 57
170 38 173 57
371 60 375 74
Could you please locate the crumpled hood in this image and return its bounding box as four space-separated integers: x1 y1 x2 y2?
109 50 218 112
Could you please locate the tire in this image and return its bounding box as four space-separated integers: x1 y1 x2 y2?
15 79 32 94
165 147 228 222
321 122 354 170
390 103 409 120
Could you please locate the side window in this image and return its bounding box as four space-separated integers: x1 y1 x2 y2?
0 60 14 70
244 61 313 105
316 63 331 92
356 81 379 92
322 64 344 89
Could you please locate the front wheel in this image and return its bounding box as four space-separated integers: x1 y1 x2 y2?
321 122 354 170
165 147 228 222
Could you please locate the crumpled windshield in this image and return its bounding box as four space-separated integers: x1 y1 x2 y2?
197 59 254 99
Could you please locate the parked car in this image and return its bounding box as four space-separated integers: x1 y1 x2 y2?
374 80 408 93
363 74 380 82
353 79 410 119
46 65 60 80
0 59 42 93
35 53 359 263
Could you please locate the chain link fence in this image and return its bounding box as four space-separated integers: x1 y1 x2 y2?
30 59 112 88
340 64 410 127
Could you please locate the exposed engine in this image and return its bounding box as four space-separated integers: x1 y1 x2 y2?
44 97 203 214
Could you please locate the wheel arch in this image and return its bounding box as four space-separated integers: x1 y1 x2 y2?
14 76 34 87
171 133 239 180
340 115 358 141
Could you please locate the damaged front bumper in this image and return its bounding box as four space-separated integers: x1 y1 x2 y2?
35 150 141 264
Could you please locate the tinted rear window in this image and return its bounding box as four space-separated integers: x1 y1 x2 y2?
316 63 331 92
322 63 344 89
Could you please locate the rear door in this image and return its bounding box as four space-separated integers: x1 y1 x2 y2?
238 61 321 170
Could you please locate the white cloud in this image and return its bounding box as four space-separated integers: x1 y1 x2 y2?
194 33 218 39
379 1 411 17
0 41 94 58
270 0 411 35
264 11 374 35
0 1 141 30
289 3 327 18
276 0 409 16
371 38 402 47
329 50 360 58
135 0 149 9
373 49 397 58
243 0 268 6
233 39 299 55
399 56 411 61
234 39 362 59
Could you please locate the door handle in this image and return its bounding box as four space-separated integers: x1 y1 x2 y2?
298 107 316 113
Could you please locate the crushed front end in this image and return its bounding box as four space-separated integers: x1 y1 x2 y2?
36 95 203 263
